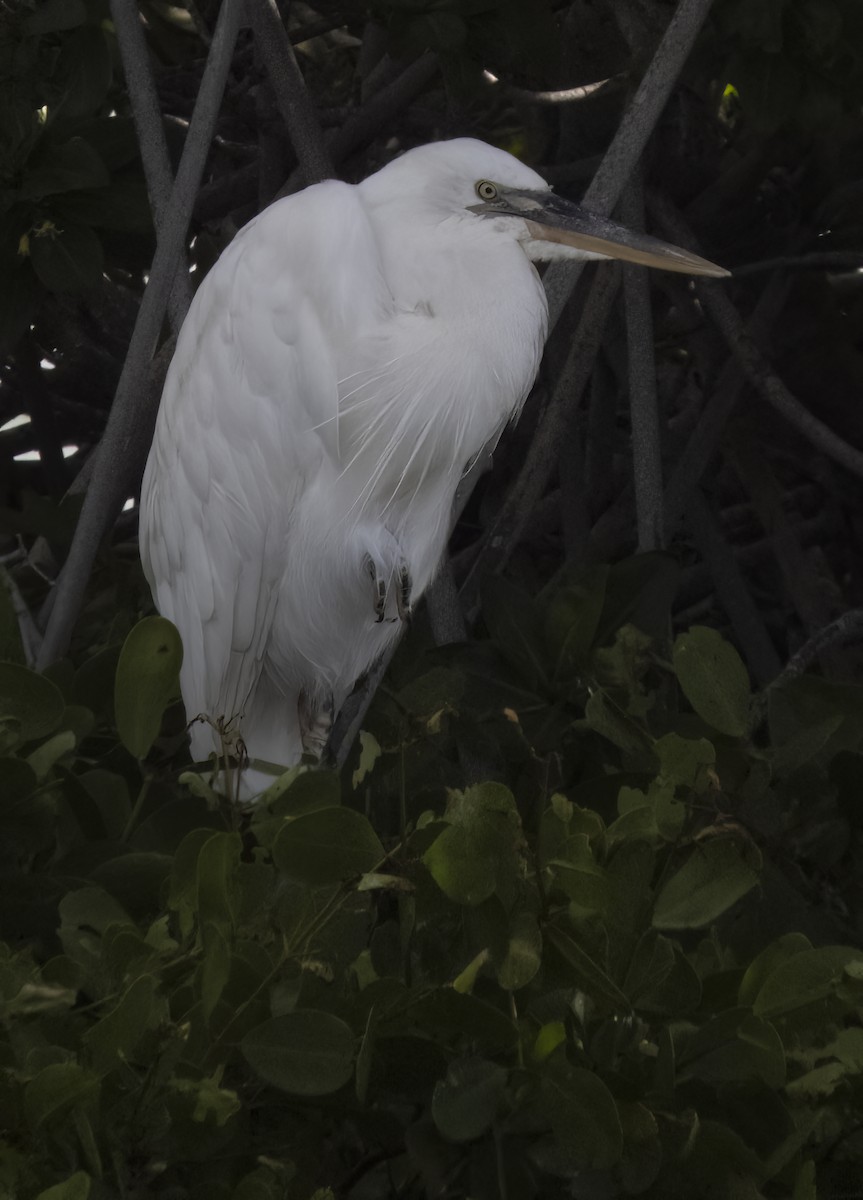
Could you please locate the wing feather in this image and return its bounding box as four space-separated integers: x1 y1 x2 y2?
140 181 389 761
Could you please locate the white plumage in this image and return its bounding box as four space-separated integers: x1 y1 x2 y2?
140 138 725 792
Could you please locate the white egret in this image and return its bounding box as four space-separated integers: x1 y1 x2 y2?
140 138 726 794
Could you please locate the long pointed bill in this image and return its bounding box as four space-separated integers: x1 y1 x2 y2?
474 189 729 277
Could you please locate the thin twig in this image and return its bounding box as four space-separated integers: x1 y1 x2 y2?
37 0 243 668
651 194 863 484
731 252 863 277
771 609 863 688
110 0 193 333
486 74 622 105
662 270 789 534
249 0 335 184
622 172 664 552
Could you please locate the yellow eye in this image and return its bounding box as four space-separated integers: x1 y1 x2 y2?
475 180 498 201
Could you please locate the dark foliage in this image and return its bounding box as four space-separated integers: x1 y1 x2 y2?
1 1 863 1198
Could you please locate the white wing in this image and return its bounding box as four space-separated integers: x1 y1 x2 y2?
140 181 390 761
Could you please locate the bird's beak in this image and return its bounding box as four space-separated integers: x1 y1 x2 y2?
469 188 730 278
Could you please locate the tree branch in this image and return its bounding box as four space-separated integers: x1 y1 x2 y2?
544 0 719 331
249 0 335 184
37 0 243 668
109 0 193 332
650 193 863 484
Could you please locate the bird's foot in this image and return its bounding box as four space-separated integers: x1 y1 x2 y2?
364 553 388 623
298 689 334 760
397 564 413 621
363 552 413 623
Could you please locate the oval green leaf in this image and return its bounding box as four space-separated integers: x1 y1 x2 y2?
0 661 65 744
432 1056 507 1143
673 626 751 737
541 1065 623 1170
273 806 384 884
652 839 761 930
241 1011 355 1095
114 617 182 759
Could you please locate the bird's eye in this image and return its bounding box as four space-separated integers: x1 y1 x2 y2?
475 180 498 202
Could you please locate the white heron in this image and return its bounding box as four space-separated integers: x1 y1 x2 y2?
140 137 726 795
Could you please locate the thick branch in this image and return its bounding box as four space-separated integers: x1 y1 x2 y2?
544 0 718 331
38 0 243 668
109 0 193 332
249 0 335 184
771 609 863 688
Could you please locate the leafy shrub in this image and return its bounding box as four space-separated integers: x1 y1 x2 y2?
1 559 863 1199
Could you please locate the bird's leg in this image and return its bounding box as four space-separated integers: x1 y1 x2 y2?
396 563 413 621
298 688 334 760
363 553 388 623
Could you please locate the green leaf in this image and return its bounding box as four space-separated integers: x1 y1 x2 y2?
497 910 542 991
424 821 496 906
481 574 549 689
545 924 631 1013
20 138 110 201
738 933 812 1007
0 661 64 744
24 1062 99 1128
584 691 656 759
273 806 384 885
544 565 608 678
34 1173 91 1200
197 832 241 933
355 1004 378 1104
533 1021 566 1062
679 1010 786 1089
114 617 182 758
424 783 523 907
432 1057 507 1143
595 553 680 645
653 838 761 929
54 173 153 234
26 0 87 33
30 222 104 292
54 27 113 121
753 945 863 1020
27 729 75 780
655 733 716 790
241 1011 355 1095
83 974 157 1075
541 1065 623 1170
673 626 751 737
352 730 381 789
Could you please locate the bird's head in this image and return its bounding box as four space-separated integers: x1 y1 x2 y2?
368 138 728 278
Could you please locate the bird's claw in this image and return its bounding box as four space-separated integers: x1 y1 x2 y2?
299 688 334 760
364 553 388 623
397 565 413 621
364 552 412 623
